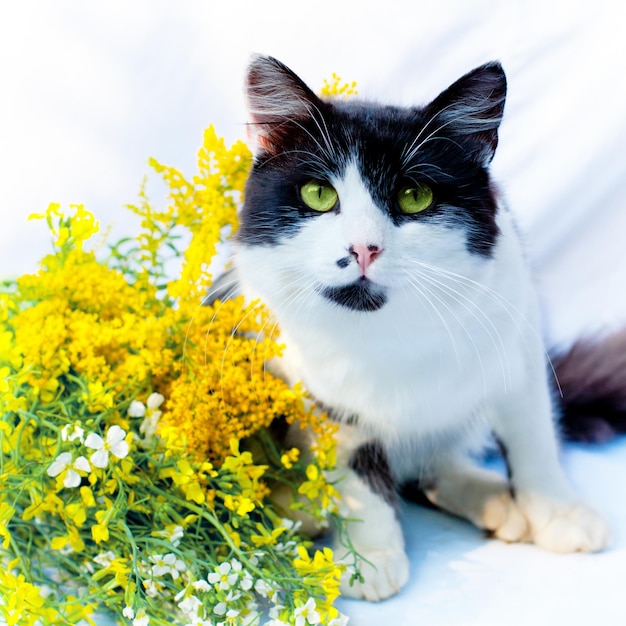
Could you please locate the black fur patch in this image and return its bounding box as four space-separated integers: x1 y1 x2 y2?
203 267 240 306
349 440 398 506
399 479 439 510
553 329 626 443
319 279 387 312
311 399 359 426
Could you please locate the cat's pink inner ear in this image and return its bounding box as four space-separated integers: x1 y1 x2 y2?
423 62 507 166
245 55 322 154
245 116 268 153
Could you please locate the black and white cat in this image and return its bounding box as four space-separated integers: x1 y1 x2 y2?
227 56 618 601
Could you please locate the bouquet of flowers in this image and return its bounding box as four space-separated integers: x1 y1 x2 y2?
0 72 358 626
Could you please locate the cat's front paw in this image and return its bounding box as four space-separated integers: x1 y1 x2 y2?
481 490 531 543
517 492 610 553
340 547 409 602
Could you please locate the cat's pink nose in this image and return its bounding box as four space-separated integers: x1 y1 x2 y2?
350 244 382 273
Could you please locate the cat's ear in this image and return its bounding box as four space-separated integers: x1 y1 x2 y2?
245 55 324 154
425 62 507 166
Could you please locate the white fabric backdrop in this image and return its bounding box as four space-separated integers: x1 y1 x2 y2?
1 2 625 624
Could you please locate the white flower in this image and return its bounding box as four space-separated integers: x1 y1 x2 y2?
133 611 150 626
208 562 238 591
212 592 241 619
94 550 116 568
123 606 135 619
240 571 254 591
136 393 165 446
178 594 201 616
61 422 85 443
192 580 211 592
149 553 186 580
268 605 284 619
169 525 184 546
328 614 350 626
214 601 239 623
254 578 274 598
294 598 320 626
153 524 184 547
143 578 162 598
280 517 301 532
46 452 91 488
128 400 146 418
147 392 164 410
85 425 129 468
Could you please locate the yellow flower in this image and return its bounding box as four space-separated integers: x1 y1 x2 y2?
223 526 241 550
0 569 46 624
80 485 97 508
298 464 322 500
51 525 85 553
83 381 114 413
159 459 206 504
91 509 111 544
91 522 109 544
280 447 300 469
320 73 358 98
250 523 287 547
222 494 255 517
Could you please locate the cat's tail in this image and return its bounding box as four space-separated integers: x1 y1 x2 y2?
552 328 626 443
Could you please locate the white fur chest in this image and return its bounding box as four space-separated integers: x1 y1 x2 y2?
277 277 529 443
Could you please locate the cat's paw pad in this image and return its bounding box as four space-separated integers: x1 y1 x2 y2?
518 494 610 553
482 491 530 543
340 547 409 602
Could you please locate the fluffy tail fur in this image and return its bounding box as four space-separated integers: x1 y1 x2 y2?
552 329 626 443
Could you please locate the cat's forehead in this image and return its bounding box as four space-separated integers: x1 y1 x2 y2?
332 100 421 129
267 100 429 184
314 100 424 150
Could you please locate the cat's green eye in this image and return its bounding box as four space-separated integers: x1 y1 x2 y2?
397 184 434 214
301 180 338 212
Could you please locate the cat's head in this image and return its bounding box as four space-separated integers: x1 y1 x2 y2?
235 56 507 317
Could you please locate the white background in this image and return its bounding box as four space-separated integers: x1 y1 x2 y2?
1 2 625 624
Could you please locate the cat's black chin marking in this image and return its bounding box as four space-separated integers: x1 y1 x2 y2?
320 278 387 312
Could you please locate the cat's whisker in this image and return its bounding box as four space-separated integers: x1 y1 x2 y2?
403 163 455 183
404 262 511 377
408 266 512 392
249 313 278 405
182 300 207 367
401 93 504 168
260 277 314 391
396 271 446 386
400 102 470 166
400 268 463 373
308 100 340 162
185 274 241 366
217 299 268 406
248 270 312 397
410 258 563 395
403 267 489 395
258 148 334 182
283 110 337 167
408 258 545 371
201 277 247 367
